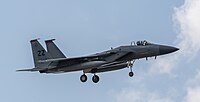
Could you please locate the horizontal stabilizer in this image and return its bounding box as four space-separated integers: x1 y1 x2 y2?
16 68 44 72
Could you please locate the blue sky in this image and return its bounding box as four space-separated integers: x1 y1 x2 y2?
2 0 200 102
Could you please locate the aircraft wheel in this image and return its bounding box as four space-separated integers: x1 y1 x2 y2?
129 72 134 77
80 74 87 82
92 75 100 83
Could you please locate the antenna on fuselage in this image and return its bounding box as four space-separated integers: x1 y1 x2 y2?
131 41 136 46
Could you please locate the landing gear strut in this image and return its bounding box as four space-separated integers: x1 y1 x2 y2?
92 74 100 83
128 60 135 77
80 74 87 82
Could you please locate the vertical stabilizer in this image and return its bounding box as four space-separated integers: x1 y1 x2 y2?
30 39 52 68
45 39 66 58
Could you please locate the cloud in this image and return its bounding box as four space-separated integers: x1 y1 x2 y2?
149 55 177 74
150 1 200 102
175 0 200 57
149 0 200 74
114 0 200 102
184 71 200 102
184 87 200 102
114 88 173 102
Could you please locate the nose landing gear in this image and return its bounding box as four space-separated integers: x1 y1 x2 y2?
128 60 135 77
129 71 134 77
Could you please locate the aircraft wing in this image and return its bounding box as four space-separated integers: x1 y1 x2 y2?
17 51 117 72
39 51 116 62
38 51 117 66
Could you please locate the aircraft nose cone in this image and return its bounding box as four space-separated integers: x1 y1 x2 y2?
159 45 179 55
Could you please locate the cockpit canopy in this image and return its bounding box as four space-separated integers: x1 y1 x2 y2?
136 40 152 46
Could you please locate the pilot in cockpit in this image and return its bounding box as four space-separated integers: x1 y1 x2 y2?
136 40 150 46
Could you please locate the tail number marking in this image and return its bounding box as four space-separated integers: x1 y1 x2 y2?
38 50 45 56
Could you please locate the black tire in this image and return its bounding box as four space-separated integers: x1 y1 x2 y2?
129 72 134 77
92 75 100 83
80 74 87 82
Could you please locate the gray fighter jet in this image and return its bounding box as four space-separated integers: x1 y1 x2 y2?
17 39 179 83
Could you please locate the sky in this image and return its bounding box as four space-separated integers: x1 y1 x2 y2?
1 0 200 102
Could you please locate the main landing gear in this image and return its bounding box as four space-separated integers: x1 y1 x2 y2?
80 74 100 83
92 74 99 83
80 74 87 82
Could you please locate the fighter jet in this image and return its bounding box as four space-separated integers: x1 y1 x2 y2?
17 39 179 83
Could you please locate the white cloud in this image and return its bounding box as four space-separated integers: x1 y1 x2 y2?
184 87 200 102
149 55 178 74
184 71 200 102
150 1 200 102
175 0 200 57
150 0 200 74
114 0 200 102
114 88 173 102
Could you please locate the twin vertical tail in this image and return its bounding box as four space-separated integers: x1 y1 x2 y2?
30 39 52 68
45 39 66 58
17 39 65 72
30 39 65 68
